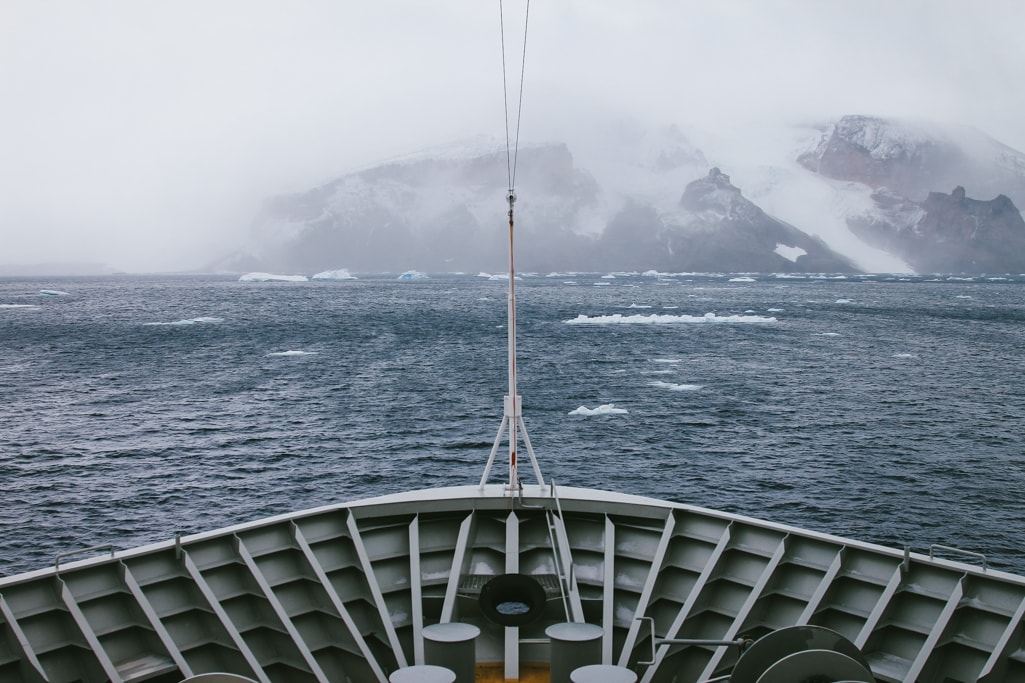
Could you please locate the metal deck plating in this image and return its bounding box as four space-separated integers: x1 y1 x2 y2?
2 484 1024 682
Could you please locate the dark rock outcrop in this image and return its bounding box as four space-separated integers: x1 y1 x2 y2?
799 115 1025 272
849 186 1025 273
798 115 964 200
218 140 857 275
221 143 601 274
798 115 1025 207
614 168 858 273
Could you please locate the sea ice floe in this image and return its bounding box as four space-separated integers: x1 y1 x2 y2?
565 312 776 325
569 404 629 416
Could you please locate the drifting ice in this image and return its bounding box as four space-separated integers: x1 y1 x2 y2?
565 312 777 325
569 404 629 416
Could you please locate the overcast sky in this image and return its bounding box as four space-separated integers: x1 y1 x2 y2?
3 0 1024 272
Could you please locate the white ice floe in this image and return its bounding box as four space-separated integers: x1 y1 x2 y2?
565 312 777 325
569 404 629 416
267 350 318 357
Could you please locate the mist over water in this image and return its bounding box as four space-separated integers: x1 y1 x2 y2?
1 273 1023 577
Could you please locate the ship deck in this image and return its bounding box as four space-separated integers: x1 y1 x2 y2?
476 663 549 682
2 485 1025 682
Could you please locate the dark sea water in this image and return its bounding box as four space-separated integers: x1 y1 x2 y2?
1 272 1024 577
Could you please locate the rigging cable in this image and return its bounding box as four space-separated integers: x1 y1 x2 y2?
499 0 531 191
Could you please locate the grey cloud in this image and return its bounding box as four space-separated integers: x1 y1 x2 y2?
2 0 1023 272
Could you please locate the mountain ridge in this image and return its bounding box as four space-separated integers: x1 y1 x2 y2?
215 115 1025 275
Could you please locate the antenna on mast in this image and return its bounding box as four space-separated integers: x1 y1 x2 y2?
479 0 544 493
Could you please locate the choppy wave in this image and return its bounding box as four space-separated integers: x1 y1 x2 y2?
144 316 224 326
1 273 1024 578
649 381 703 391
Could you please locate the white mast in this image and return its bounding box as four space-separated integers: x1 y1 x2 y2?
479 190 544 492
479 0 542 492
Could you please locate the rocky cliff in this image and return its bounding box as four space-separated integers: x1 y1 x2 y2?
216 115 1025 275
599 168 857 272
849 185 1025 273
798 115 1025 273
798 115 1025 206
218 138 855 275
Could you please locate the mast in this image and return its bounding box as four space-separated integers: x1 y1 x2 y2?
479 0 543 493
506 190 519 488
478 189 545 493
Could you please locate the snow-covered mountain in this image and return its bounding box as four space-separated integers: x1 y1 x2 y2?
216 116 1025 275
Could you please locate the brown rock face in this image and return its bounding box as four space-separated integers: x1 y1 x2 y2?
849 186 1025 273
798 115 964 200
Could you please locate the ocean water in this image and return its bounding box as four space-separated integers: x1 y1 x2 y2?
1 273 1023 577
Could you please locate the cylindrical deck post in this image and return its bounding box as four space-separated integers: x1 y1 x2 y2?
545 622 604 683
570 664 638 682
423 622 481 683
389 664 456 683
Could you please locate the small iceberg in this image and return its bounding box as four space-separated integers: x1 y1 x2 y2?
239 272 308 282
397 270 428 280
312 269 356 280
267 350 318 357
728 276 756 282
39 290 69 296
569 404 629 416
